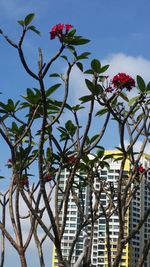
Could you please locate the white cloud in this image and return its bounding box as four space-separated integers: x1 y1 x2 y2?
102 53 150 82
101 53 150 98
65 54 150 136
69 65 88 102
124 140 150 155
65 54 145 129
69 53 150 102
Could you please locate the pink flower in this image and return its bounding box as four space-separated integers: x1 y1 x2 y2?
105 86 113 93
66 24 74 31
43 174 53 182
50 23 64 40
23 177 29 188
50 23 74 40
68 155 76 165
138 164 145 174
7 159 12 164
51 25 57 32
13 177 29 188
7 159 12 168
56 23 65 31
112 73 135 91
50 31 56 40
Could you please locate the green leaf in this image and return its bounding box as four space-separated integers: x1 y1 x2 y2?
46 84 61 97
97 148 105 158
84 69 94 74
67 37 90 46
113 157 123 162
46 148 51 159
65 120 73 130
14 100 20 110
95 108 108 116
100 65 109 73
79 95 94 103
49 73 60 78
115 146 123 152
24 13 35 26
100 161 110 169
65 120 76 136
103 154 114 160
137 75 146 92
22 88 41 105
71 105 85 111
27 25 40 35
76 62 83 72
85 79 102 95
99 76 106 82
0 109 7 114
60 134 69 142
119 92 129 102
96 84 103 94
12 122 18 132
90 134 99 143
67 29 76 37
63 104 72 111
81 155 90 164
85 136 90 145
76 38 90 45
27 88 35 100
146 82 150 93
58 126 67 134
85 79 95 93
128 96 140 107
61 55 68 62
77 52 91 60
91 59 101 73
7 99 15 111
67 45 77 56
136 112 144 121
18 20 25 27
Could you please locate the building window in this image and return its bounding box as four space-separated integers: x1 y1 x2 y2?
109 170 114 173
101 170 107 175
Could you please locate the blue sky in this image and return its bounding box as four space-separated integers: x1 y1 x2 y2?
0 0 150 150
0 1 150 266
1 0 150 98
1 0 150 58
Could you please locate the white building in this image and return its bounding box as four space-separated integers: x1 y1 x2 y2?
130 154 150 267
52 152 150 267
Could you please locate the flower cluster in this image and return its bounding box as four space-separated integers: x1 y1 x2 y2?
105 86 114 93
43 173 53 182
7 158 12 168
138 164 145 174
13 177 29 188
50 23 73 40
112 73 135 91
67 155 76 165
132 164 146 175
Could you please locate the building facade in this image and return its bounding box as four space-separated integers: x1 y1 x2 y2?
129 154 150 267
52 152 150 267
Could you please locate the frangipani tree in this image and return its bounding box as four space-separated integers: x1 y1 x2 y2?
0 13 149 267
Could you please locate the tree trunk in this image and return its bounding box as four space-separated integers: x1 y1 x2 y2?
19 252 27 267
38 245 45 267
